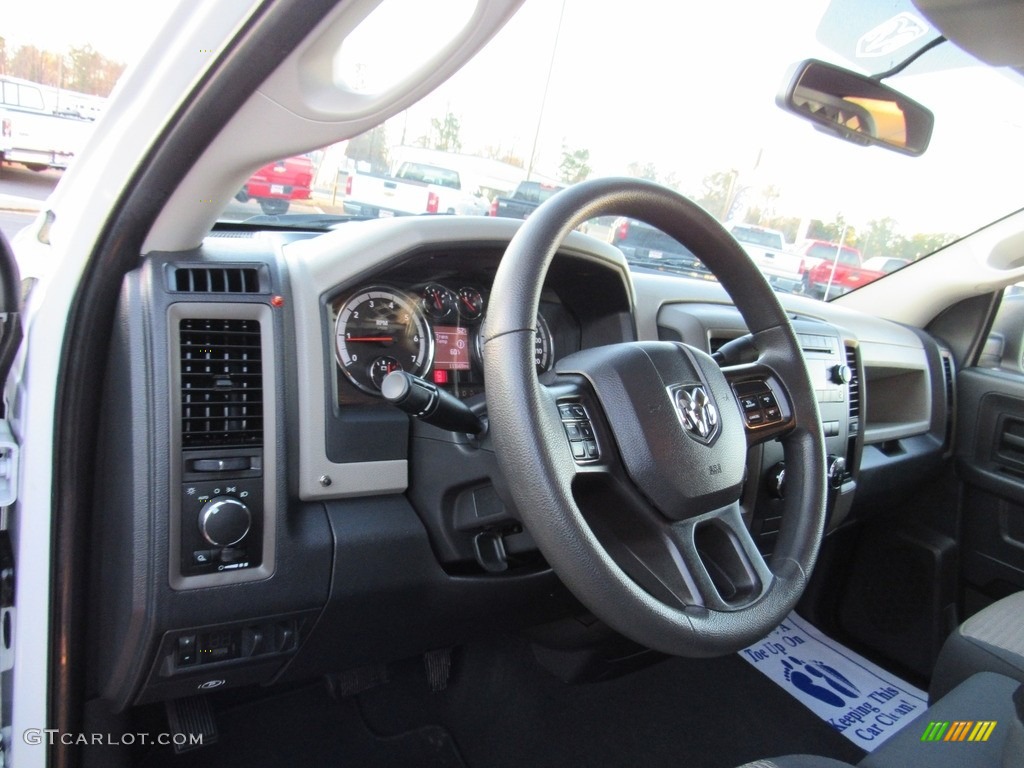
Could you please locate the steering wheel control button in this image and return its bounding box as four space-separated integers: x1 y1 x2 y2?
559 402 600 464
732 381 784 429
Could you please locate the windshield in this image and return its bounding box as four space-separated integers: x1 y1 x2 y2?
5 0 1024 302
295 0 1022 300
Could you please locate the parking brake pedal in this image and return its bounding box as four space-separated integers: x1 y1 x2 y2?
166 696 218 754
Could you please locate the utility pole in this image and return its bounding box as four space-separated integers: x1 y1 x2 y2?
526 0 567 181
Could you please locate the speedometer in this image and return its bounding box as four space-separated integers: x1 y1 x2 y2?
474 312 554 374
334 287 433 394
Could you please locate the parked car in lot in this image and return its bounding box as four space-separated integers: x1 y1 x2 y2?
729 223 804 293
489 180 565 219
344 160 488 217
0 75 98 171
804 244 868 299
607 216 711 278
861 256 911 275
7 1 1024 767
234 155 314 215
795 239 863 278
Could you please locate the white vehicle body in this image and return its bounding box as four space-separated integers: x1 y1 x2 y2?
0 77 98 171
729 224 804 293
344 160 488 217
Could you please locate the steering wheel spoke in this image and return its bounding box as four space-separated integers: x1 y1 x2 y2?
664 504 774 611
543 375 616 474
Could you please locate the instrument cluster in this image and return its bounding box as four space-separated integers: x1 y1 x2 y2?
332 281 553 400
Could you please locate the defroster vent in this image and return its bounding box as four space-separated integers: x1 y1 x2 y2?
180 319 264 448
173 267 262 293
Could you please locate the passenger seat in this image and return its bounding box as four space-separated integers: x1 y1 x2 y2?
930 591 1024 702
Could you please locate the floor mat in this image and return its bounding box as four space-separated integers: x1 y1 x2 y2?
357 635 867 767
739 612 928 752
133 683 466 768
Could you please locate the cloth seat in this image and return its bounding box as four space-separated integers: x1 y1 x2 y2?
742 672 1023 768
930 591 1024 702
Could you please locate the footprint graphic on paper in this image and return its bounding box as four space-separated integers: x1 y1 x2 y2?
782 658 860 707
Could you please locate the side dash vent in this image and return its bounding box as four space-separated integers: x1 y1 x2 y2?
940 350 955 451
179 319 263 448
845 345 861 424
172 267 263 294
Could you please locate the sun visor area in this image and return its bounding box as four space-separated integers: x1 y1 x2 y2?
814 0 976 75
913 0 1024 67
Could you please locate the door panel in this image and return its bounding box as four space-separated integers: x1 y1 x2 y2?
956 368 1024 599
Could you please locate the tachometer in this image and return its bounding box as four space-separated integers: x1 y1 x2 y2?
335 287 433 394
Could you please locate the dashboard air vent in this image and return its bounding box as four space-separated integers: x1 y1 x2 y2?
172 267 262 294
940 351 955 449
179 319 263 448
845 346 860 421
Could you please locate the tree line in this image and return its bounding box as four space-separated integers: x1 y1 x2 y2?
0 37 125 98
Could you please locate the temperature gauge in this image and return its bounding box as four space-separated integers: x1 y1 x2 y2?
456 287 484 321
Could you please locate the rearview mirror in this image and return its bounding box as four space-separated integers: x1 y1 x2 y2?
777 59 934 156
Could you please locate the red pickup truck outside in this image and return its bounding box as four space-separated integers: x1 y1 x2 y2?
804 243 866 299
235 155 314 215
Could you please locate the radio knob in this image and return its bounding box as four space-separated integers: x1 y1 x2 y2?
830 364 852 384
198 497 251 547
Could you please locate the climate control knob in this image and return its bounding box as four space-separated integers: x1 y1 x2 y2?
198 497 251 547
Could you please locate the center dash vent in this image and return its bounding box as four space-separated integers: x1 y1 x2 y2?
845 345 861 423
180 319 263 448
172 266 263 294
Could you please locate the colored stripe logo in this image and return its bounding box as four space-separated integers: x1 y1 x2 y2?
921 721 997 742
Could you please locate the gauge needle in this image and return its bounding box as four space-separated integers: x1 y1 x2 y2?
461 296 476 311
347 336 394 342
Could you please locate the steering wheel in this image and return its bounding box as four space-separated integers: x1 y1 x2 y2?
483 178 827 657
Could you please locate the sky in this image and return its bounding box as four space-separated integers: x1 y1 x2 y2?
4 0 1024 241
1 0 177 64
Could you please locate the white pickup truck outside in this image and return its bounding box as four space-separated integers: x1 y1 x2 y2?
343 160 489 217
0 76 99 171
729 224 805 293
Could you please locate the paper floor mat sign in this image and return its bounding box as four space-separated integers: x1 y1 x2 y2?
739 613 928 751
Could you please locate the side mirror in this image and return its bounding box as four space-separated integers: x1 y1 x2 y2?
777 59 934 156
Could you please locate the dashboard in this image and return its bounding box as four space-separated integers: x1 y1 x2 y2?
89 214 954 712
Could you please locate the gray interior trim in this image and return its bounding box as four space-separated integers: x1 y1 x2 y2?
282 215 626 501
167 302 277 589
